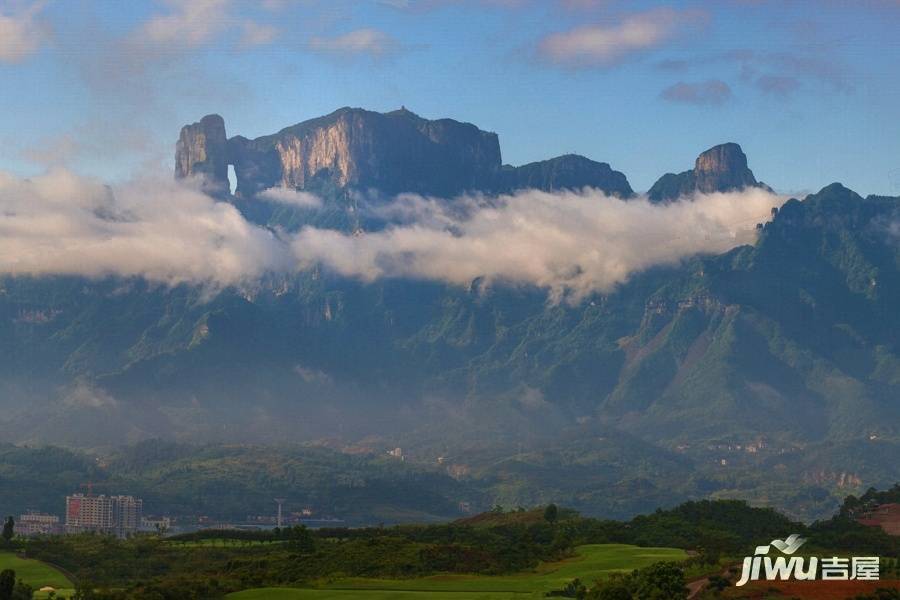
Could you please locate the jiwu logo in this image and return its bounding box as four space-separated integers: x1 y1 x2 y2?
736 534 816 587
736 534 880 587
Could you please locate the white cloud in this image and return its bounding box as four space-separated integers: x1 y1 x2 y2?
0 169 289 287
0 1 46 63
309 28 401 59
134 0 234 47
240 21 280 47
292 187 785 302
131 0 278 50
259 186 322 208
0 168 784 302
538 8 705 67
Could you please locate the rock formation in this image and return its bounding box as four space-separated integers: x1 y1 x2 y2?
501 154 633 197
647 142 766 202
174 114 229 195
227 107 502 198
174 107 635 199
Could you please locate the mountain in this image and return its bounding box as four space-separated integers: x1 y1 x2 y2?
647 142 768 202
2 108 899 520
500 154 633 197
175 107 633 200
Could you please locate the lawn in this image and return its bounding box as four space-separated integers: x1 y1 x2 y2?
227 543 687 599
229 590 526 599
0 551 74 598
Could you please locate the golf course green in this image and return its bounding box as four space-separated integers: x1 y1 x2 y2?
0 551 74 598
227 543 687 599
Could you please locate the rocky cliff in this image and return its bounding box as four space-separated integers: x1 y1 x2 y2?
647 142 766 202
501 154 633 197
175 107 635 199
174 114 229 194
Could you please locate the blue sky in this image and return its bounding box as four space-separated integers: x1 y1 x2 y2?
1 0 899 195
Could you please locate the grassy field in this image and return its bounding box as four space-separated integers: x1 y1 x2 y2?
165 539 287 548
229 591 526 599
0 551 74 598
228 543 687 599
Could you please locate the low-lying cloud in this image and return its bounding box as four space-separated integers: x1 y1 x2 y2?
293 187 784 301
0 169 785 300
259 186 322 208
0 169 288 287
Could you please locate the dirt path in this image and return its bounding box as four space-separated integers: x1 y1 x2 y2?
686 564 737 599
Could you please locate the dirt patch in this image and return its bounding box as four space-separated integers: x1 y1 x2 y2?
857 503 900 536
726 579 900 599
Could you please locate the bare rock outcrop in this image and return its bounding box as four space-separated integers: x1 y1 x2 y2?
647 142 767 202
174 114 229 194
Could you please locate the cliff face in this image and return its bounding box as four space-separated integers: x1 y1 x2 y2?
225 107 503 198
647 143 764 202
174 108 636 199
502 154 633 198
174 114 229 194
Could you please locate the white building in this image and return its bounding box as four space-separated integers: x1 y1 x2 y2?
65 494 143 537
14 512 61 536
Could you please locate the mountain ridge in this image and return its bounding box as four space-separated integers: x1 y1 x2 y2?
2 110 898 520
176 107 641 200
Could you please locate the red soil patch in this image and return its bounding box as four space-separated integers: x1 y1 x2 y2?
729 579 900 599
857 503 900 536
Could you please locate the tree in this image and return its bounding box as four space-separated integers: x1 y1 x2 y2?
1 517 13 546
0 569 15 600
593 582 631 600
11 580 33 600
287 525 316 553
632 562 688 600
707 574 730 594
544 504 559 524
587 574 632 600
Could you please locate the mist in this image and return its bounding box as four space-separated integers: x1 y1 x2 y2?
0 169 289 287
294 187 785 300
0 168 785 298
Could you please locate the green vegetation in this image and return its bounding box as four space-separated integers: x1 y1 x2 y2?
228 590 523 599
324 545 684 593
0 553 72 598
0 487 894 599
10 499 825 598
0 441 478 526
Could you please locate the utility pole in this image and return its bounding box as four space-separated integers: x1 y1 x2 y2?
274 498 286 529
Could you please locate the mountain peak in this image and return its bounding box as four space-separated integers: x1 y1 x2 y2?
694 142 747 175
648 142 763 203
503 154 633 197
175 113 229 195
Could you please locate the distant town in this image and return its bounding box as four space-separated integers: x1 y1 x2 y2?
12 487 341 539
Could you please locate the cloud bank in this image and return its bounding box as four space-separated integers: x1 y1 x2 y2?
259 186 323 208
292 187 784 300
0 169 784 300
0 170 288 287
